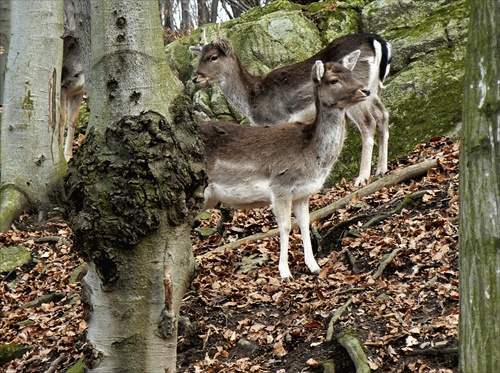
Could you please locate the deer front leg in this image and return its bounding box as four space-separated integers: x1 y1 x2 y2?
272 196 293 281
292 196 320 275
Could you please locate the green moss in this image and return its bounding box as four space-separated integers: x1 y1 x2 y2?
66 96 206 280
165 30 204 83
0 343 33 364
241 0 303 22
0 245 31 273
315 8 362 43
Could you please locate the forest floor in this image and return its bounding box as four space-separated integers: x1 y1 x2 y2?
0 137 459 373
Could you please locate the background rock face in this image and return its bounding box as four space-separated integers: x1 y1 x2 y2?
166 0 469 183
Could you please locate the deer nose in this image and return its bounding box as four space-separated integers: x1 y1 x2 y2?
361 89 371 96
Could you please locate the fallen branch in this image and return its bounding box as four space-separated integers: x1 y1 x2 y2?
198 158 439 258
44 353 66 373
363 189 430 229
337 329 371 373
373 247 403 280
326 297 354 342
28 235 72 246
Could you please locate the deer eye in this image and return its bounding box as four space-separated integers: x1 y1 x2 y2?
210 55 219 62
329 79 339 85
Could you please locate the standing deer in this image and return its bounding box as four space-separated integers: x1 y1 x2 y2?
190 33 391 186
200 51 369 280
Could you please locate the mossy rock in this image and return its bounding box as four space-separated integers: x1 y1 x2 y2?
323 0 469 184
167 0 469 184
0 245 31 273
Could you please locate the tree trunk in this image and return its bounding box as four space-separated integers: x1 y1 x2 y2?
210 0 219 23
459 1 500 372
181 0 192 30
197 0 209 25
0 0 66 232
0 0 11 105
65 0 205 371
73 0 91 98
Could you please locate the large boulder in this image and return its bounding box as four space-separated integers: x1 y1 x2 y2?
166 0 469 183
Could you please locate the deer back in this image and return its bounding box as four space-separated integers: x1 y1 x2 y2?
191 33 390 125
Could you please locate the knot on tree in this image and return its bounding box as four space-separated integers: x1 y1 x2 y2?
66 102 206 279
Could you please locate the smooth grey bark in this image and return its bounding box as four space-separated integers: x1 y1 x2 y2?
65 0 205 371
0 0 66 232
181 0 192 30
73 0 91 99
0 0 10 105
459 1 500 372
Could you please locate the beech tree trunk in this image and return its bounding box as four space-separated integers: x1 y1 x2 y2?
459 1 500 372
0 0 10 105
0 0 66 232
65 0 205 371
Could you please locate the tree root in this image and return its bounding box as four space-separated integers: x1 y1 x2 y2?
363 189 430 229
337 329 371 373
326 297 354 342
198 158 439 259
29 236 72 246
0 185 29 232
373 247 404 280
44 353 66 373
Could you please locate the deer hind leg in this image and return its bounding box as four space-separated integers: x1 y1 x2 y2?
374 98 389 176
292 196 320 275
347 102 376 187
272 196 293 281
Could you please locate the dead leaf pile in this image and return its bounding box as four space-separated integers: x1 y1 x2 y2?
0 219 85 372
182 137 459 372
1 137 459 372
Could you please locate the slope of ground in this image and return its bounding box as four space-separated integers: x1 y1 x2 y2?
0 137 459 372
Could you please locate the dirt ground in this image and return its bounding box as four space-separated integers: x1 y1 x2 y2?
1 137 459 372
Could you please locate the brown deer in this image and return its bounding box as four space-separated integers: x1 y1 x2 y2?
200 51 369 280
190 33 391 186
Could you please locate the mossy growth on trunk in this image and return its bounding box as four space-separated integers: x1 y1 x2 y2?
65 94 206 283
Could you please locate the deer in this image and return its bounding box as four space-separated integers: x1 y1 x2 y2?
61 0 85 161
190 33 391 187
61 36 85 161
199 51 370 281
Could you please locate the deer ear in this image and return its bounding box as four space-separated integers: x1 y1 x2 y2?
189 46 203 56
219 38 232 56
339 49 360 71
311 60 325 83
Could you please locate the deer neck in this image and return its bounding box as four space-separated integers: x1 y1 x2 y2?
218 57 257 119
311 101 347 171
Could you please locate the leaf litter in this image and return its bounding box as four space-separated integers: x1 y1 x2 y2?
1 137 459 372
